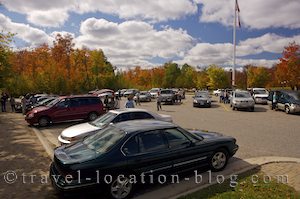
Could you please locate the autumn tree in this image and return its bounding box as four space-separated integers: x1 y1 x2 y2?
246 65 270 88
275 42 300 90
0 31 14 91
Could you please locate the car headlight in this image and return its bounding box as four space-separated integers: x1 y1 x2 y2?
207 100 210 103
193 100 198 103
28 113 35 118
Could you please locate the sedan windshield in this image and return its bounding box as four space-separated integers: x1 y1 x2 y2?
89 112 117 127
161 90 173 94
83 126 125 154
235 92 251 98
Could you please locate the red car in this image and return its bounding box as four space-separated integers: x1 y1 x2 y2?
25 95 104 127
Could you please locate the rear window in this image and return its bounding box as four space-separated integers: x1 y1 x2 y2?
161 90 173 94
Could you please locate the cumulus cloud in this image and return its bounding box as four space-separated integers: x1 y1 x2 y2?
1 0 197 27
197 0 300 29
0 14 53 47
176 33 300 67
75 18 194 66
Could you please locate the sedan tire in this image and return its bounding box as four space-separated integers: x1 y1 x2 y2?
88 112 98 121
209 149 228 172
285 106 290 114
109 175 134 199
38 116 50 127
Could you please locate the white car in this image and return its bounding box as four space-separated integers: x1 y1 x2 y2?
149 88 160 98
213 89 224 96
58 108 173 144
252 88 268 104
230 91 255 111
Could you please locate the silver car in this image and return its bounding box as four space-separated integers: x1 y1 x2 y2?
58 108 173 144
230 91 255 111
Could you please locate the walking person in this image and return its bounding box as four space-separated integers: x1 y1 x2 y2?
10 95 16 112
157 92 162 111
125 96 135 108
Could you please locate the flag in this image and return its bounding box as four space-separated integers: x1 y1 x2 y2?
235 0 241 28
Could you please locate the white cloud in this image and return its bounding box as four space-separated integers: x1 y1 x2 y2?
177 33 300 67
239 33 300 54
197 0 300 29
2 0 73 27
0 14 53 47
1 0 197 27
75 18 194 66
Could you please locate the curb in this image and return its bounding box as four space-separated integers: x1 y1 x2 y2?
168 156 300 199
31 127 54 160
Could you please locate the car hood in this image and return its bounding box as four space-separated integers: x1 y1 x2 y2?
290 99 300 105
61 122 100 138
189 130 223 139
161 94 173 97
29 106 49 113
55 142 96 164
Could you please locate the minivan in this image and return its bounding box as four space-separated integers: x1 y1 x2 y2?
267 90 300 114
25 95 105 126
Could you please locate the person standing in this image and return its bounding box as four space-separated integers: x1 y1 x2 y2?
21 96 27 115
125 96 135 108
10 96 16 112
1 92 8 112
272 91 277 110
135 92 141 106
157 92 162 111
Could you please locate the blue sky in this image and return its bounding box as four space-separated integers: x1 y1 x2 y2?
1 0 300 69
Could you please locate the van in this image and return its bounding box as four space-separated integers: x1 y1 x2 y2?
267 90 300 114
25 95 105 126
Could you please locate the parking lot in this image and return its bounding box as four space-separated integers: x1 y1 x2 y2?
36 94 300 159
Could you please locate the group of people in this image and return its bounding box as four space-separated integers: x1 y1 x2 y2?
1 92 16 112
219 90 231 104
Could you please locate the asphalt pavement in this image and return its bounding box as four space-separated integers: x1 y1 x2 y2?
37 94 300 159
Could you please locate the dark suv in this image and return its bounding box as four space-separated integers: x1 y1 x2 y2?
25 95 105 126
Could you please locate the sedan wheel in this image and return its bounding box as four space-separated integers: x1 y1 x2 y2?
210 149 228 171
285 106 290 114
38 117 49 127
88 112 98 121
110 176 133 199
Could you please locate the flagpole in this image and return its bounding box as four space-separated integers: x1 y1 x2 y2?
233 0 236 88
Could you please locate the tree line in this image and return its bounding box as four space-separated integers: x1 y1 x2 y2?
0 32 299 96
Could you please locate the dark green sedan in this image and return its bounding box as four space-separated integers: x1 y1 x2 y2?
50 120 238 199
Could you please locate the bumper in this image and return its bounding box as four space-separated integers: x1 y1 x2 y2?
58 135 71 145
290 106 300 113
193 102 211 107
50 163 98 192
232 103 254 109
254 98 268 104
25 116 37 125
231 145 239 156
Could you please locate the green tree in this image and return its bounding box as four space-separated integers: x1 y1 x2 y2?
206 65 230 89
163 62 181 88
